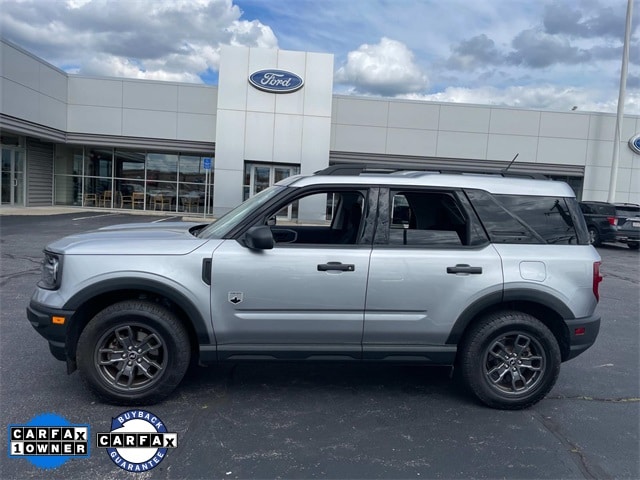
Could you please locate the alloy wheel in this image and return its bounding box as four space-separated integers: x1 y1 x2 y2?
94 324 167 392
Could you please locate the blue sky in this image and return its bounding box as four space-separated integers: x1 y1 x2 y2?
1 0 638 114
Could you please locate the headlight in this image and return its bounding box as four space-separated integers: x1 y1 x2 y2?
39 251 62 290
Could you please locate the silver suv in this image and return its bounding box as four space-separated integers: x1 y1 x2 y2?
27 165 602 409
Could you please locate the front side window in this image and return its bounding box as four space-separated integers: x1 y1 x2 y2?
260 189 369 246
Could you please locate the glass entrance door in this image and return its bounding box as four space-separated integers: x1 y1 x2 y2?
1 148 24 206
247 164 298 220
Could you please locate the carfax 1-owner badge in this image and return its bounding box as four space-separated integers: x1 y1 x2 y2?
97 409 177 472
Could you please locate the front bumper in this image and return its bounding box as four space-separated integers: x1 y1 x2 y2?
564 314 601 361
26 300 75 362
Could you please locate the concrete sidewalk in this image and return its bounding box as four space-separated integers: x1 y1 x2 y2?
0 205 213 220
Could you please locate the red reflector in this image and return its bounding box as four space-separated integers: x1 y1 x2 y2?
574 327 586 336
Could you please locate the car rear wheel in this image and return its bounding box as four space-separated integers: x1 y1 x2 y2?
77 300 191 405
588 227 601 246
459 311 561 410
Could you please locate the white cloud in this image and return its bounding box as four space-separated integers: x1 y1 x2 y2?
335 37 427 95
401 85 640 115
0 0 277 82
1 0 637 115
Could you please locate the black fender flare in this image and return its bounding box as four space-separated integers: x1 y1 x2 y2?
63 277 213 345
446 289 574 345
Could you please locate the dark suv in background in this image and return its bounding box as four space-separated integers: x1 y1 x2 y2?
579 201 618 246
614 203 640 250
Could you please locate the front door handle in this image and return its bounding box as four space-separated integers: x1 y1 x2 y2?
318 262 355 272
447 264 482 274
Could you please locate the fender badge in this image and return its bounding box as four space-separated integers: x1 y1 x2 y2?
228 292 243 305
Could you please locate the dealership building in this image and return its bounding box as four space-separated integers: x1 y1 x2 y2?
1 38 639 215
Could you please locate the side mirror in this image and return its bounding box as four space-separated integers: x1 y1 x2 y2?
244 225 274 250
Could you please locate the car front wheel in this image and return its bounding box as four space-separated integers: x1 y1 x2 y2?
459 311 561 410
77 300 191 405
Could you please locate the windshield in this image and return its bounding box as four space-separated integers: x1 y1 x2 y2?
198 185 285 239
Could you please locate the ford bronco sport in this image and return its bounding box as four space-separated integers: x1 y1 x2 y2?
27 165 602 409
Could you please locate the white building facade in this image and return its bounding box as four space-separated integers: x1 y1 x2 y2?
1 38 639 213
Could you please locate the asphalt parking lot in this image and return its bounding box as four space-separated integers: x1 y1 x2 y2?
1 211 638 479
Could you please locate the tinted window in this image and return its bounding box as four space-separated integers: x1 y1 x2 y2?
467 190 588 245
579 202 616 216
616 205 640 217
381 190 486 247
260 189 368 246
496 195 584 244
595 204 616 216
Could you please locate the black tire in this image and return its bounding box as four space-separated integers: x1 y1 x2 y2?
459 311 561 410
627 242 639 250
588 227 601 246
77 300 191 405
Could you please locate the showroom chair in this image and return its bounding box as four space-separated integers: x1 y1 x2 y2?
83 193 97 207
132 192 145 209
153 194 172 211
100 191 113 208
181 196 198 213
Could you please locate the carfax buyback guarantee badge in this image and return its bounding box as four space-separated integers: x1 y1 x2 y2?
97 410 178 472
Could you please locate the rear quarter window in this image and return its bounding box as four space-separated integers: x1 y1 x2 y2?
466 190 589 245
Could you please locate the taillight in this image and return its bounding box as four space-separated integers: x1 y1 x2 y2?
607 216 618 226
593 261 603 302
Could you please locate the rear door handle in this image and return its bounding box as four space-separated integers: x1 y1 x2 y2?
447 264 482 274
318 262 355 272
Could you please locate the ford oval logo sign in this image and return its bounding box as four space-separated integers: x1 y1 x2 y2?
248 69 304 93
630 134 640 155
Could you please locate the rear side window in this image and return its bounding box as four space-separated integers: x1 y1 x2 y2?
377 189 487 247
595 204 616 215
467 190 589 245
579 202 616 216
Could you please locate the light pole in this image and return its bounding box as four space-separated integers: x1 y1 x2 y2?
607 0 634 203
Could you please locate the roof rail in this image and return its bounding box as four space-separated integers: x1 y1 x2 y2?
314 163 548 180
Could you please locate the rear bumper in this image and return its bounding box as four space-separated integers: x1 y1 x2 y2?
616 231 640 243
564 314 600 361
26 301 75 362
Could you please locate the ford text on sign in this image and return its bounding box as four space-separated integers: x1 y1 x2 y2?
248 70 304 93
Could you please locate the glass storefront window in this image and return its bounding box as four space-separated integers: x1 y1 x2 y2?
83 176 112 207
115 150 145 180
179 155 206 183
54 145 83 205
49 145 213 213
147 180 177 211
178 183 205 213
147 153 178 182
116 179 146 209
85 147 113 178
